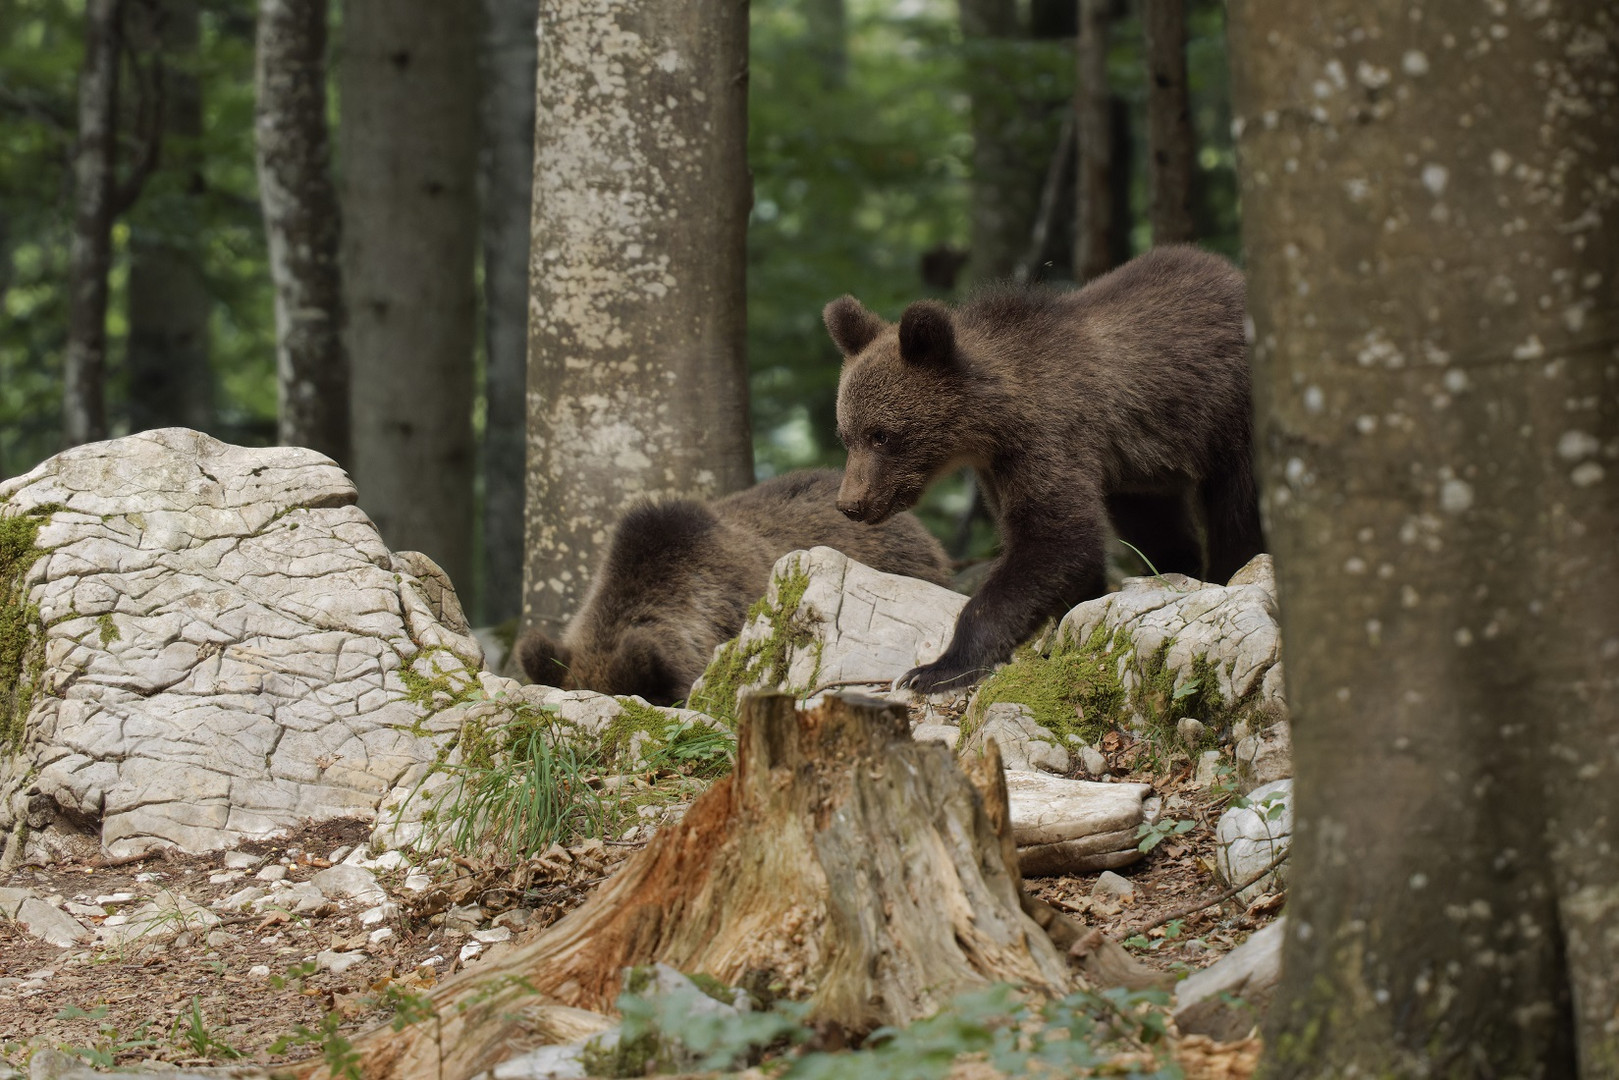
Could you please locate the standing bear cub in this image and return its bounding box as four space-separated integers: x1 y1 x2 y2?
516 469 952 706
825 244 1262 693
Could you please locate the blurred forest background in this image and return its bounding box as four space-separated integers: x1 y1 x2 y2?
0 0 1238 625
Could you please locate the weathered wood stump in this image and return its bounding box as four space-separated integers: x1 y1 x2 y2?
336 692 1072 1078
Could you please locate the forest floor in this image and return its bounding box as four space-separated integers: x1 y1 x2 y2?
0 724 1274 1075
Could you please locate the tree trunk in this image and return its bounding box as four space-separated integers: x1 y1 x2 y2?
476 0 538 626
803 0 847 90
62 0 124 448
1142 0 1194 245
1072 0 1113 282
523 0 753 639
256 0 349 464
335 693 1071 1077
340 0 478 588
960 0 1038 285
1230 1 1619 1074
126 0 214 436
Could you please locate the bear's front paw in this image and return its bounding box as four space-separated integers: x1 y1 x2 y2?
895 659 988 695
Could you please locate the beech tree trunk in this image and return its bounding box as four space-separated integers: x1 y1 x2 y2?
1072 0 1113 282
127 0 215 436
335 694 1071 1077
256 0 349 464
1230 1 1619 1074
804 0 847 90
523 0 753 639
1142 0 1194 246
476 0 538 626
62 0 124 448
341 0 478 589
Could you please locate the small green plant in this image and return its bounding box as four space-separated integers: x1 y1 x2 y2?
1115 539 1188 593
592 978 1181 1079
1124 919 1187 952
586 977 811 1076
171 996 244 1060
269 1011 361 1080
1135 816 1196 854
268 958 320 991
53 1004 159 1067
432 703 608 858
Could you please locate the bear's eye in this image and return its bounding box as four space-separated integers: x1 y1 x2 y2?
869 429 891 449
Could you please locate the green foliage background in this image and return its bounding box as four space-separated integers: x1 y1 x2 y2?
1 0 1239 595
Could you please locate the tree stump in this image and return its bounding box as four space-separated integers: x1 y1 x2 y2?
336 692 1072 1078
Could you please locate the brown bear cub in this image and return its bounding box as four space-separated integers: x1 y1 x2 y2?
515 469 952 706
825 244 1262 693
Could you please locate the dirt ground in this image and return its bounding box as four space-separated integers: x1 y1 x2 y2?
0 726 1275 1074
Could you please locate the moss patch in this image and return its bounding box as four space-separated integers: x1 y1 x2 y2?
963 622 1130 745
964 618 1258 756
97 613 121 645
397 645 481 712
1 509 51 749
687 559 819 725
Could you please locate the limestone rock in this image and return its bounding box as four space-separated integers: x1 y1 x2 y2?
12 895 91 947
689 546 967 716
1003 770 1159 876
1235 719 1293 792
1090 870 1137 903
1056 553 1286 726
1215 779 1292 904
965 703 1070 774
1174 917 1286 1041
311 864 386 903
911 723 960 750
0 429 482 858
0 430 709 862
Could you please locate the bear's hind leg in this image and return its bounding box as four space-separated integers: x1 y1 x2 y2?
1106 491 1203 578
1200 463 1264 583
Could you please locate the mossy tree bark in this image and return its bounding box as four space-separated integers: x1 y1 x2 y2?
333 693 1071 1078
256 0 348 465
340 0 478 590
1142 0 1194 246
1231 1 1619 1074
476 0 538 625
127 0 216 437
62 0 124 447
522 0 754 640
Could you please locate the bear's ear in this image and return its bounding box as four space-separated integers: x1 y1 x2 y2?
516 629 572 688
898 300 956 367
823 295 884 357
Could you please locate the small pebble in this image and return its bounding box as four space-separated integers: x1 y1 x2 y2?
256 865 288 883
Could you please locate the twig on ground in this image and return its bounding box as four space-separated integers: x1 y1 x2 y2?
1124 847 1290 938
800 678 893 698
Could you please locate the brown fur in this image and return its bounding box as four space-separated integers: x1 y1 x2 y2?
515 469 952 705
825 244 1262 692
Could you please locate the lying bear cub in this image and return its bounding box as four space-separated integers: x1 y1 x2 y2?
516 469 952 705
825 244 1263 694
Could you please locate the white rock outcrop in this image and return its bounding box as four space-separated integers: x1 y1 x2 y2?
1215 778 1293 903
1001 770 1160 876
963 703 1070 774
688 546 967 715
1174 916 1286 1041
0 429 702 863
1057 554 1287 725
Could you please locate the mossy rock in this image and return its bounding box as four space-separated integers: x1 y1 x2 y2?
1 507 53 749
687 557 819 725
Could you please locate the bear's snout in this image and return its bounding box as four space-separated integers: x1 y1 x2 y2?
837 499 868 522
